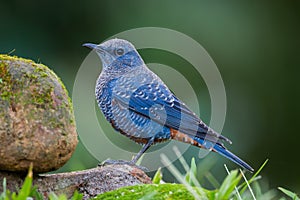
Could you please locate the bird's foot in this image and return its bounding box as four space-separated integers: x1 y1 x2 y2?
98 159 149 172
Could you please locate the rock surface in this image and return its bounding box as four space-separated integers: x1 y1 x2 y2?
0 54 78 172
0 163 152 199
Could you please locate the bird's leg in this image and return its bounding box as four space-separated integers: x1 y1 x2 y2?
99 137 154 171
131 137 155 164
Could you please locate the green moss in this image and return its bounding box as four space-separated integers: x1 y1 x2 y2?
0 54 66 104
1 91 10 101
0 61 7 75
0 54 40 74
0 61 12 101
0 54 76 129
30 85 53 106
95 184 207 200
40 72 48 77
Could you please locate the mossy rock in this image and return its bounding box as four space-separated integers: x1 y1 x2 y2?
0 54 78 172
95 183 210 200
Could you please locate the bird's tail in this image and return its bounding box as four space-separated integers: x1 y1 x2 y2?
193 137 254 172
170 129 254 172
212 143 254 172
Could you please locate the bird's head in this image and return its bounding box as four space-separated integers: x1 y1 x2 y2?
83 38 144 74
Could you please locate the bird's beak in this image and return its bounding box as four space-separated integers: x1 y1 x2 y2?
82 43 98 50
82 43 106 54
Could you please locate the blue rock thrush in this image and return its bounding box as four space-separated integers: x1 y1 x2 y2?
83 39 253 172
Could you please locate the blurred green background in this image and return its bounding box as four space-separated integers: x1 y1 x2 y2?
1 0 299 193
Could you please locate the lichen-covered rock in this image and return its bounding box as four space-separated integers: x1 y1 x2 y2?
0 54 78 172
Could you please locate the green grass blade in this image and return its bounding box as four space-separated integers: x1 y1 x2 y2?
71 191 83 200
278 187 300 200
185 158 197 186
0 178 7 199
29 186 44 200
16 163 33 200
49 192 68 200
252 181 262 197
224 164 242 200
216 169 241 200
152 167 162 184
160 154 207 200
190 158 197 177
173 146 190 172
240 169 256 200
135 153 144 166
239 159 268 195
204 172 220 189
171 149 202 189
197 157 217 183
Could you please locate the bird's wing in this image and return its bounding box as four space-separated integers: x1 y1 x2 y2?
113 82 230 145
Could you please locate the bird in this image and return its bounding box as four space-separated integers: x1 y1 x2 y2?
83 38 253 172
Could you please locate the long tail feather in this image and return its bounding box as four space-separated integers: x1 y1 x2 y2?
213 143 254 172
170 128 254 172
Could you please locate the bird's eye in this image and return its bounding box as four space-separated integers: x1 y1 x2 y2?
115 48 125 56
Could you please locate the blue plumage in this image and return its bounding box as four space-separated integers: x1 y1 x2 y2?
83 39 253 172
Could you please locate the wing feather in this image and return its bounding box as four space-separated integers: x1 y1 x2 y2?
113 82 230 145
